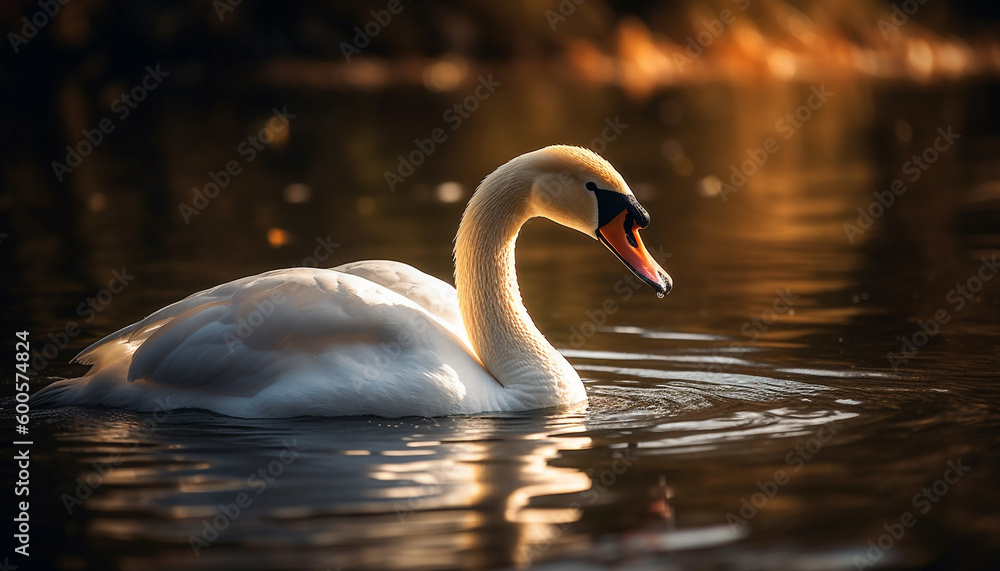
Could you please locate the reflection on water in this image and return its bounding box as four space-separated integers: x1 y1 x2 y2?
51 411 597 569
30 360 852 571
4 78 1000 570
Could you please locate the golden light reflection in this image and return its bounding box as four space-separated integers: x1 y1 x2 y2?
243 3 996 95
260 110 290 149
732 23 767 59
567 4 1000 98
266 227 293 247
616 16 672 99
895 119 914 142
87 192 107 212
380 449 436 456
672 156 694 177
566 40 616 85
504 424 594 566
405 440 441 447
937 41 972 75
698 175 723 198
435 181 464 203
344 59 391 90
356 195 376 215
282 183 311 204
784 10 817 45
907 39 935 77
766 48 797 79
422 57 467 92
357 417 595 567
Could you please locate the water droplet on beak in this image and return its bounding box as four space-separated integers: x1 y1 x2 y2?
656 291 664 299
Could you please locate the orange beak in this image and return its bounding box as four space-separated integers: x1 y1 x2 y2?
597 210 672 294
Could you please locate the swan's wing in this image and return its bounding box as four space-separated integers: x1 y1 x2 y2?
72 277 253 367
333 260 467 343
70 268 473 398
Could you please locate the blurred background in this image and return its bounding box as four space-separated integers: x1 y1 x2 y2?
2 1 1000 570
2 0 1000 286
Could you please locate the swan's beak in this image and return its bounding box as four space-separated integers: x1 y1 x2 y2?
597 210 673 295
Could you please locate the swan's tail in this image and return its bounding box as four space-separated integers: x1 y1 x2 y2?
32 377 86 407
34 326 143 408
34 353 133 408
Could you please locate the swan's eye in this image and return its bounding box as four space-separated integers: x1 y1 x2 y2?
585 182 599 192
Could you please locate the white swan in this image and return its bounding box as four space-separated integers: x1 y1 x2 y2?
35 146 672 418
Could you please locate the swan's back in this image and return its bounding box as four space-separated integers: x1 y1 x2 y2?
334 260 470 348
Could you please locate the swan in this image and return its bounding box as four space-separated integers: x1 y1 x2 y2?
35 145 672 418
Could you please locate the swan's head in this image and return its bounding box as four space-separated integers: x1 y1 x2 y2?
524 145 672 295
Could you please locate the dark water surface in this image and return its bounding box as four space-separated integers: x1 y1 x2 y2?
3 80 1000 570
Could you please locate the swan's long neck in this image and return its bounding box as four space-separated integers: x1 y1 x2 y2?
454 163 586 408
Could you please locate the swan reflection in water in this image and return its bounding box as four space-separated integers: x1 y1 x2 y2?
52 408 604 569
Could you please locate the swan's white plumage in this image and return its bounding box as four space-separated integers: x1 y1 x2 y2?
37 265 509 417
335 260 471 350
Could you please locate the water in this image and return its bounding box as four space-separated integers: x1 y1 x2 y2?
3 79 1000 570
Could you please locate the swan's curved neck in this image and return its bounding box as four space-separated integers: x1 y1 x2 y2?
454 163 585 408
